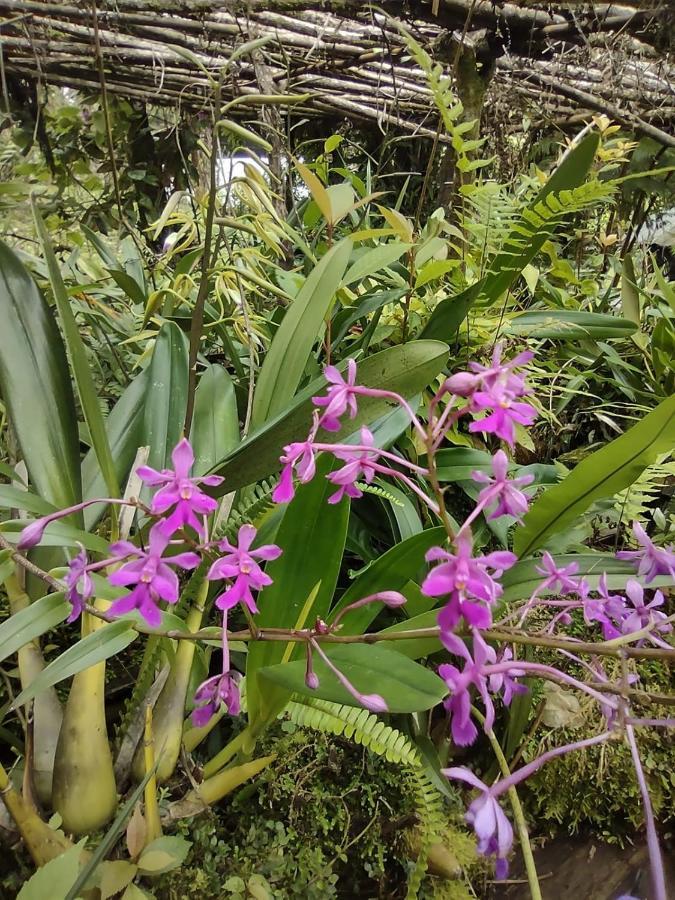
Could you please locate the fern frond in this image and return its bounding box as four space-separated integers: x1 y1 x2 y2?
217 477 277 541
356 482 405 506
613 451 675 524
406 767 448 899
285 696 421 766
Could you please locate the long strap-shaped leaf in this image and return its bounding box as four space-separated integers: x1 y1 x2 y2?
251 238 352 427
33 202 119 498
144 322 189 472
0 240 81 510
514 394 675 557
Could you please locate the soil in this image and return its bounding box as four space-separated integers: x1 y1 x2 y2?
494 835 675 900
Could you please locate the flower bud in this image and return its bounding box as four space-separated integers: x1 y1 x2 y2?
17 517 49 550
443 372 479 397
378 591 407 608
305 672 320 690
359 693 388 713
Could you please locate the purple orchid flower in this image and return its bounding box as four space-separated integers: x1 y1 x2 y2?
443 767 513 879
582 574 626 639
535 552 583 595
192 671 241 727
617 522 675 583
422 531 516 633
488 646 527 706
272 437 318 504
621 579 671 640
439 631 497 746
446 344 538 446
107 522 201 627
471 450 535 522
137 438 223 536
313 359 359 432
207 524 282 614
64 544 94 623
326 426 379 503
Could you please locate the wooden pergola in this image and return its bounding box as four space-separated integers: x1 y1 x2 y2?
0 1 673 148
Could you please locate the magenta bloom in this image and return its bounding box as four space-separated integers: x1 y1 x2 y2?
472 450 534 522
313 359 359 431
326 426 379 503
207 524 282 614
64 544 93 623
583 574 626 639
617 522 675 583
488 647 527 706
272 438 318 504
423 531 516 633
443 767 513 879
463 344 538 446
192 671 241 727
621 579 671 639
438 631 497 746
535 552 582 595
138 438 223 536
107 523 201 627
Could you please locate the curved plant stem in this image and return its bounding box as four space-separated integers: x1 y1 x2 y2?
626 723 667 900
472 706 542 900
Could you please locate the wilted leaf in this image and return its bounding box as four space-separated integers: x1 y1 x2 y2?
541 682 583 728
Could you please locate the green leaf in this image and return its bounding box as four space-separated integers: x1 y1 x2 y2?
0 592 70 665
190 364 239 476
18 841 84 900
503 309 637 340
343 242 410 286
81 367 149 527
137 836 192 875
419 133 600 340
251 239 352 426
621 252 640 325
0 240 82 510
246 454 349 724
33 202 119 498
211 340 448 492
12 621 137 709
259 644 447 713
108 268 147 306
514 395 675 556
0 484 58 516
99 861 138 900
0 518 109 553
144 322 189 472
329 527 446 635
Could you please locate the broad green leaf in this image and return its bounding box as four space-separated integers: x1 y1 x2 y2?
377 206 414 243
295 161 332 222
503 309 636 340
33 202 119 498
12 621 137 709
144 322 189 472
82 367 149 527
252 239 352 426
514 395 675 557
329 527 446 635
137 836 192 875
212 340 448 492
0 484 57 516
343 241 410 286
259 644 447 713
1 518 109 553
190 364 239 476
246 455 349 724
326 183 355 225
0 240 82 510
99 861 138 900
332 288 406 345
81 224 119 270
0 592 70 665
419 133 600 340
17 841 84 900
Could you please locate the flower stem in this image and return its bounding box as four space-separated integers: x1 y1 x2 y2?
626 724 667 900
473 707 542 900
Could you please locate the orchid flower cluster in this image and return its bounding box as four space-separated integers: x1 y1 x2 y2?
15 343 674 897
